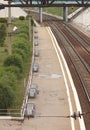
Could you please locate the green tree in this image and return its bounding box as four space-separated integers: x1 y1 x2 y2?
4 54 23 72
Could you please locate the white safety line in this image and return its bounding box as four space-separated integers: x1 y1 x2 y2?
46 27 86 130
46 27 75 130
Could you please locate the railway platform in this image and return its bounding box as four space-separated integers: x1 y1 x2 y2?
22 26 86 130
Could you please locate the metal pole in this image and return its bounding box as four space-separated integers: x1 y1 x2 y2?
29 9 31 42
39 7 43 23
8 0 12 55
63 6 68 22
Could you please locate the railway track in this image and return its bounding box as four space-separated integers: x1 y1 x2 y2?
62 25 90 65
30 11 90 130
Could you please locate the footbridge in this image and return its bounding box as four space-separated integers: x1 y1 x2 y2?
2 0 90 7
1 0 90 22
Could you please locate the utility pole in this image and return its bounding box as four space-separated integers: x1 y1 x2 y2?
5 0 12 55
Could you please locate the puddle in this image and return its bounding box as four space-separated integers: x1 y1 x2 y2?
38 74 62 79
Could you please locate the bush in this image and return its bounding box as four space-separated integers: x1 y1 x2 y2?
12 41 30 55
19 26 29 35
17 33 28 39
31 18 34 26
13 48 26 60
4 54 23 72
0 18 7 23
0 24 7 46
26 15 29 20
5 66 21 78
0 18 32 110
0 82 14 109
0 71 17 90
19 16 25 20
4 48 8 53
13 37 29 45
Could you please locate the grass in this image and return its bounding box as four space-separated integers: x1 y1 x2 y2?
0 18 33 112
43 7 63 16
43 7 79 16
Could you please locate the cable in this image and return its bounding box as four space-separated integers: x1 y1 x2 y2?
35 111 90 120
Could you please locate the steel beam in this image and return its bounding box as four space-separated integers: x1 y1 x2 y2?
1 3 90 7
2 0 90 7
39 7 43 23
75 0 89 4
